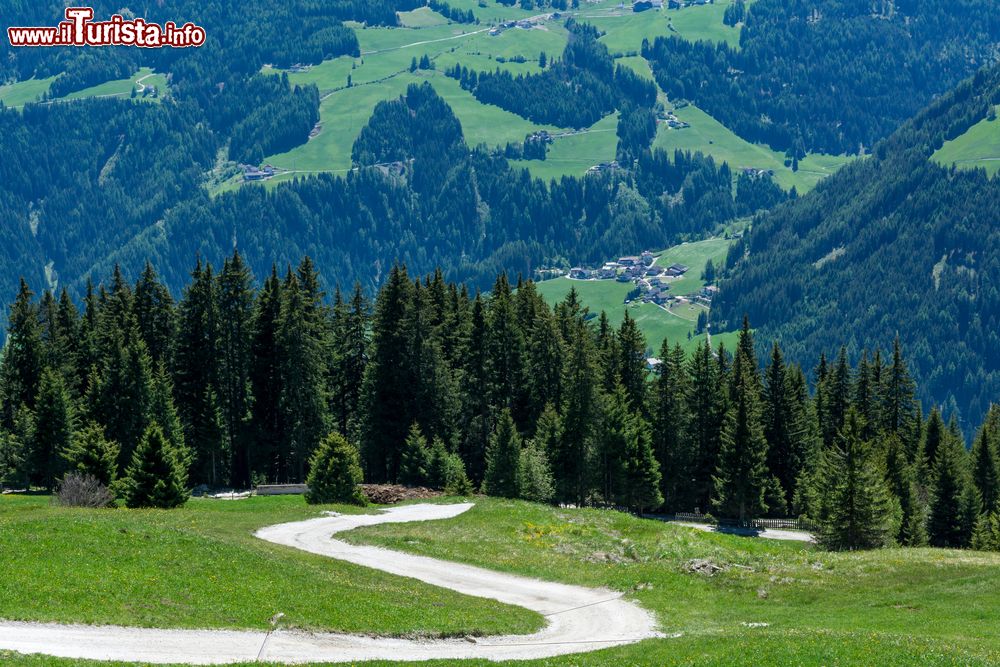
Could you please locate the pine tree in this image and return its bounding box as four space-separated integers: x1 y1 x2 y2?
459 292 491 484
557 316 597 506
122 423 189 509
763 342 800 505
883 433 926 546
518 437 555 503
132 262 176 368
970 411 999 512
304 432 366 506
928 434 975 548
249 267 284 482
484 409 521 498
819 409 896 550
330 282 369 437
486 274 525 420
399 422 430 486
617 311 647 413
360 265 416 482
881 336 918 457
971 502 1000 551
217 251 255 487
525 309 564 430
921 407 947 485
0 279 43 428
86 329 154 471
713 329 768 521
686 339 725 512
31 369 75 490
62 422 119 487
174 260 225 485
278 261 331 482
652 341 691 511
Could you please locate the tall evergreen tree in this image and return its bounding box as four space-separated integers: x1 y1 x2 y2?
971 406 1000 512
278 260 331 482
652 341 691 511
0 279 43 428
360 265 416 482
31 369 75 490
928 433 975 548
483 409 521 499
132 262 176 368
249 267 284 481
174 260 225 485
713 324 768 521
819 408 896 550
330 283 369 437
556 316 597 506
217 252 255 487
687 338 725 512
617 311 647 412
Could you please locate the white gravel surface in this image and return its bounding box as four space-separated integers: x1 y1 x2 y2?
0 502 661 664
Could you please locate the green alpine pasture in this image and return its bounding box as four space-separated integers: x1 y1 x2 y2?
511 111 621 180
653 103 853 192
0 494 539 636
5 496 1000 665
0 76 58 108
583 0 742 55
932 106 1000 177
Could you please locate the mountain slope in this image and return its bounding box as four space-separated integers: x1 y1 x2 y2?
713 64 1000 428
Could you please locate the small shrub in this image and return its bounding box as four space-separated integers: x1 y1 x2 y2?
305 432 367 506
57 473 115 508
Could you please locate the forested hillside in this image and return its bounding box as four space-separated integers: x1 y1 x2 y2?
714 64 1000 430
645 0 1000 155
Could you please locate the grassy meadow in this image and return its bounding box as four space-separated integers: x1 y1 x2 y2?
932 106 1000 177
0 494 539 637
6 496 1000 665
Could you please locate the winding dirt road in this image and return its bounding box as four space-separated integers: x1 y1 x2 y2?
0 503 661 664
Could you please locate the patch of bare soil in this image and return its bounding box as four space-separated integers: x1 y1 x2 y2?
361 484 443 504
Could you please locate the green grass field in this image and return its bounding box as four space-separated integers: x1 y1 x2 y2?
581 1 742 55
0 68 167 108
932 107 1000 177
5 496 1000 665
0 76 57 107
0 495 538 637
654 103 852 192
511 111 621 180
398 7 451 28
655 237 731 295
60 68 168 102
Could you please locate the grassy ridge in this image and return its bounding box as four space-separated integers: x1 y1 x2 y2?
932 107 1000 177
0 495 540 636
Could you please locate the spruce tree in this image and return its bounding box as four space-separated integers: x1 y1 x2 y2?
620 409 663 514
399 422 430 486
360 265 416 482
518 437 555 503
557 316 597 506
304 432 366 506
652 341 691 511
763 342 799 505
62 422 120 488
122 423 189 509
928 434 975 548
330 283 369 437
132 262 176 368
484 409 521 499
883 433 926 546
617 311 647 413
921 407 947 485
174 260 225 485
881 336 918 457
713 330 769 522
686 339 725 512
30 368 75 490
486 274 525 419
526 309 564 430
217 251 255 487
0 279 43 428
970 413 999 512
249 267 284 481
459 292 491 484
818 408 896 550
278 262 331 482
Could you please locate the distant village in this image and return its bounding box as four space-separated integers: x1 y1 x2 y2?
539 250 719 309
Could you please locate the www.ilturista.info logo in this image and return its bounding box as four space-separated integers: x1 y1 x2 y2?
8 7 206 48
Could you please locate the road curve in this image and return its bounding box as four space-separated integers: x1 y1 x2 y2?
0 503 661 664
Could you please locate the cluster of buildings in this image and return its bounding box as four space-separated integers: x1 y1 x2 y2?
587 160 623 174
241 164 277 182
659 111 690 130
565 251 706 308
488 13 557 36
